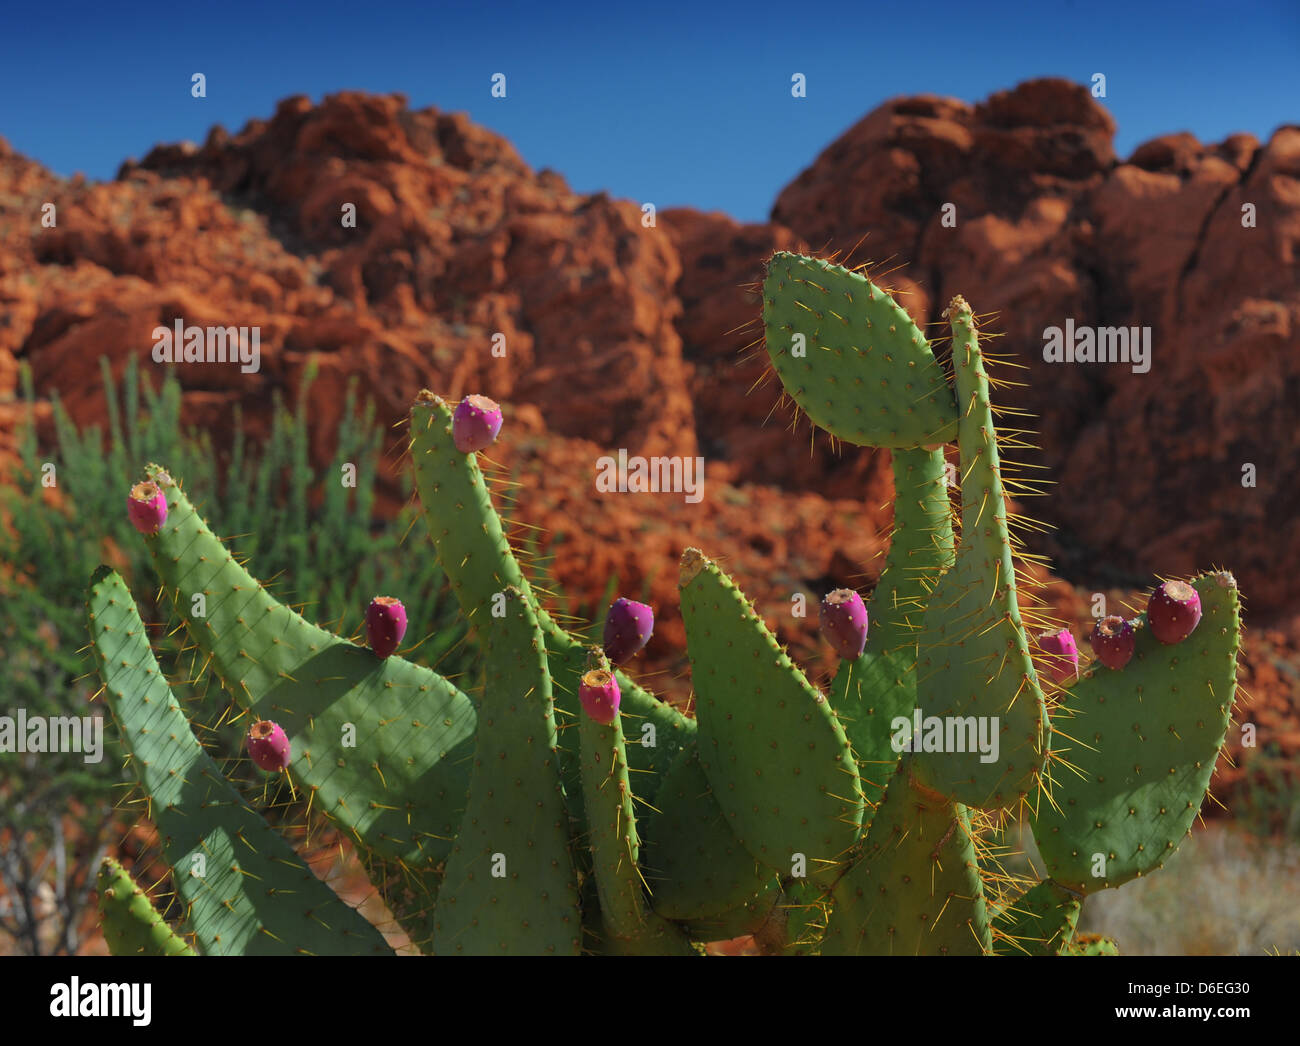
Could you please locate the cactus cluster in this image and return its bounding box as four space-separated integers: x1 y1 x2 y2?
90 252 1243 955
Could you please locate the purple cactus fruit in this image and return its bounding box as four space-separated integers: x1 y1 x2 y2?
126 481 168 535
1036 628 1079 684
1090 615 1136 670
579 668 621 725
366 596 408 659
247 719 291 772
602 598 654 665
819 589 869 661
1147 580 1202 645
452 394 503 453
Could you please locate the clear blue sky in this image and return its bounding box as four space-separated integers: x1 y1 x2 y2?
1 0 1296 222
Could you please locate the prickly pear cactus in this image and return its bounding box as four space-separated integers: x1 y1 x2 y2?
97 857 196 957
88 251 1243 956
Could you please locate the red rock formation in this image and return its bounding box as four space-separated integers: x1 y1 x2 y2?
122 92 697 462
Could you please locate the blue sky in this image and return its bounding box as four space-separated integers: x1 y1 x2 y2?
1 0 1295 222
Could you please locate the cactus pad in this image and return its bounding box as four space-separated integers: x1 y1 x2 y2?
762 251 958 448
434 588 581 954
1032 573 1241 894
679 548 864 885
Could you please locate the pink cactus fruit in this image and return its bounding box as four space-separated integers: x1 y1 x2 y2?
247 719 291 772
1146 580 1202 645
602 598 655 665
452 395 503 453
1089 615 1136 670
126 480 168 535
819 589 869 661
1035 628 1079 684
366 596 408 659
579 668 621 725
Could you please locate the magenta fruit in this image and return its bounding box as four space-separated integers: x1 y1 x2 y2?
452 394 503 453
1146 580 1202 645
819 589 869 661
602 597 655 665
1090 615 1136 670
247 720 291 772
366 596 408 659
579 668 621 725
1035 628 1079 684
126 481 168 535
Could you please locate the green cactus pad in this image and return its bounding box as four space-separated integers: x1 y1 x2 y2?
577 661 695 955
990 879 1082 956
408 394 541 629
822 762 991 955
1065 933 1120 955
762 251 958 448
911 297 1047 810
829 446 955 822
88 567 392 956
434 588 581 954
1031 572 1241 895
639 744 775 925
679 548 864 885
770 878 833 955
139 465 476 868
97 857 196 956
408 393 693 807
